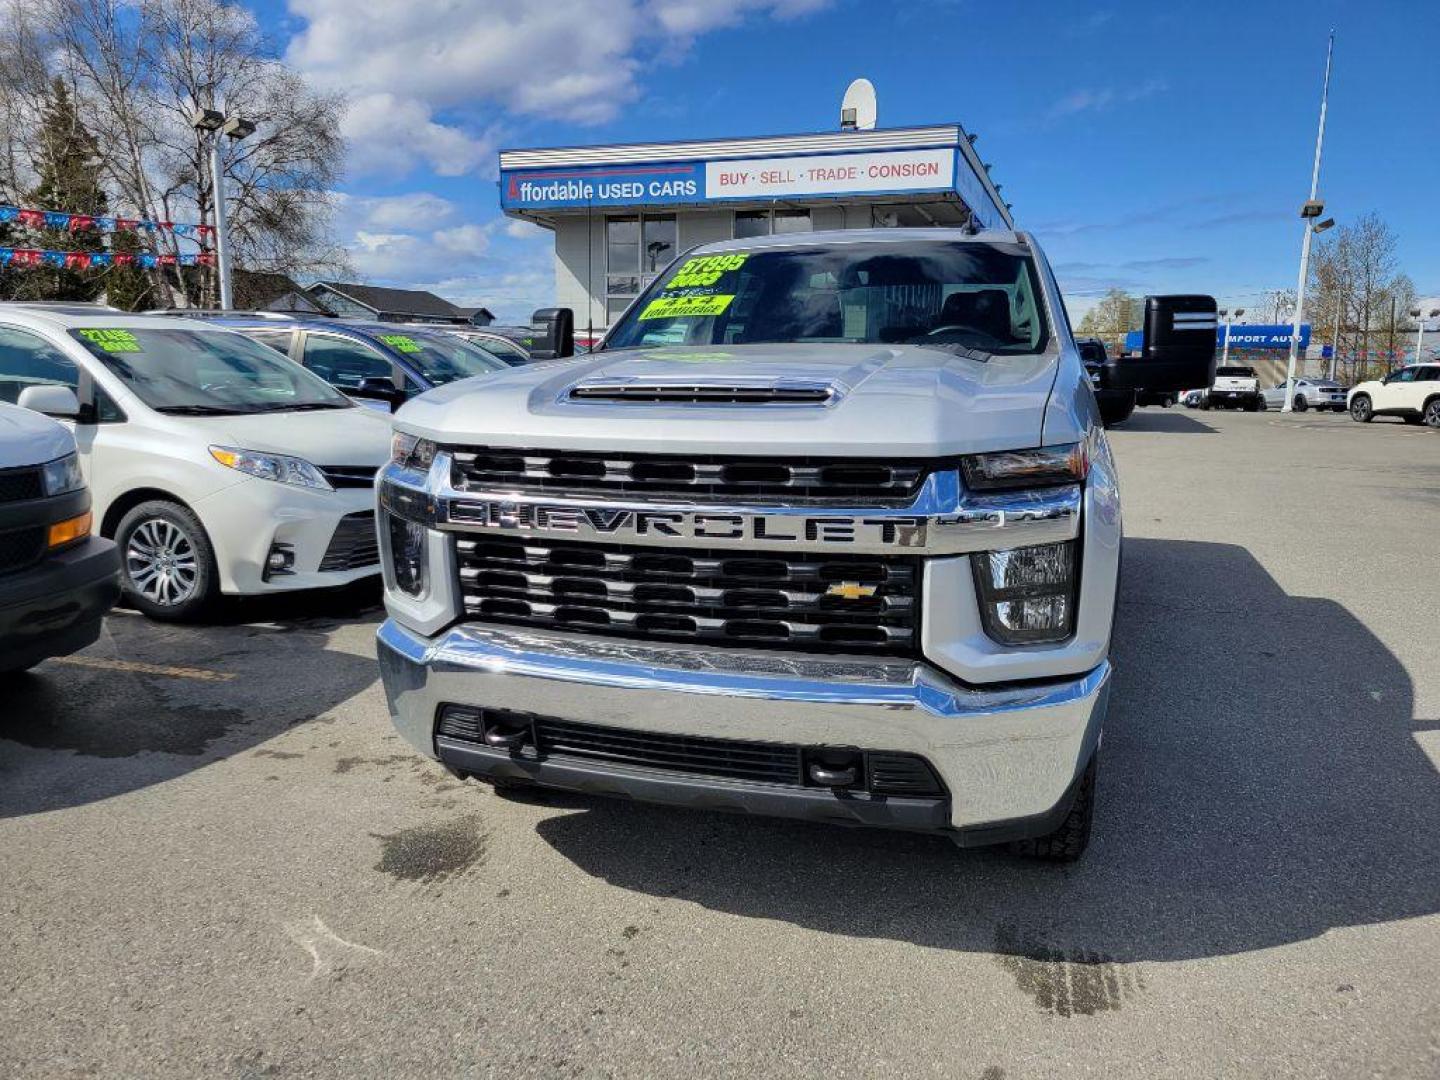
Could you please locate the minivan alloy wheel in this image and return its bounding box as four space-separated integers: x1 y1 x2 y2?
1425 399 1440 428
126 518 199 606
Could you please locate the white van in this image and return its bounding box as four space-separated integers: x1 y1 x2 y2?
0 305 392 620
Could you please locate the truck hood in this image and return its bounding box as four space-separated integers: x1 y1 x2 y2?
395 343 1060 456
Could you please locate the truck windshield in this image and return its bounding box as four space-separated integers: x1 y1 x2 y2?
604 240 1049 355
70 327 353 414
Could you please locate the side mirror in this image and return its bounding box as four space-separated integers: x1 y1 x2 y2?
1095 388 1136 428
1103 295 1217 393
529 307 575 361
349 376 405 410
17 384 81 418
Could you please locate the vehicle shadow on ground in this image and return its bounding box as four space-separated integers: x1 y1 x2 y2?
534 537 1438 962
0 582 383 819
1118 409 1216 434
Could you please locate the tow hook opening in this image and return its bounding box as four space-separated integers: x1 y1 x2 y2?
805 748 863 790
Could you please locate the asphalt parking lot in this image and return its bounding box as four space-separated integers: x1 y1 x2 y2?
3 407 1438 1080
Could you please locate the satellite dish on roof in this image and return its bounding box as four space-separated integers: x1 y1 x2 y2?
840 78 877 131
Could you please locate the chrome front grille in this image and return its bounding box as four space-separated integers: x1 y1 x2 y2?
449 447 927 504
455 536 919 655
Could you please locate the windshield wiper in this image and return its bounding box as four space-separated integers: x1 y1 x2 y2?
152 404 251 415
252 401 351 412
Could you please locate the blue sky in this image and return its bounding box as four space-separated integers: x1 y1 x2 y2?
253 0 1439 323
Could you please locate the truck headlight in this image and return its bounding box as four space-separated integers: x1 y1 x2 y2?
960 444 1088 491
391 432 437 471
971 541 1077 644
41 451 85 496
387 512 428 596
209 446 331 490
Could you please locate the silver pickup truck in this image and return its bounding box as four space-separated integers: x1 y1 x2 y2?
375 229 1216 860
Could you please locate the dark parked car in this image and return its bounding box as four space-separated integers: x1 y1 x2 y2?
170 313 510 411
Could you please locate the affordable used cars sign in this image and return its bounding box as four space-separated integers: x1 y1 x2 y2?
500 148 957 209
502 163 703 209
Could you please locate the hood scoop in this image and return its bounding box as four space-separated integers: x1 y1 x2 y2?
568 379 835 405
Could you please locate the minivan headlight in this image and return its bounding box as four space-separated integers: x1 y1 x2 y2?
41 451 85 496
209 446 332 490
972 541 1077 644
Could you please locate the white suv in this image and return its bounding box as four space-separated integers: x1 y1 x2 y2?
0 305 392 619
1347 364 1440 427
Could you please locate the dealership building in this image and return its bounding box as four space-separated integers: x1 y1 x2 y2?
497 123 1012 336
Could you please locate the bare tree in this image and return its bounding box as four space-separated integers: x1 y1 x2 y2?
6 0 348 306
1076 288 1140 349
1257 288 1296 325
1310 214 1414 382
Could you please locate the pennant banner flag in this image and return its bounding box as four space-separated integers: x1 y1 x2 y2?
0 204 211 241
0 246 214 270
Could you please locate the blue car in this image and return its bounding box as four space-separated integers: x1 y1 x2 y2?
173 313 510 411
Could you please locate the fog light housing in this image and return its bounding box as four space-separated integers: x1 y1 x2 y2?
262 541 295 580
971 541 1077 644
387 513 428 596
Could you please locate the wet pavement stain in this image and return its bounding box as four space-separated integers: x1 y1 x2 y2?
993 924 1144 1017
335 754 414 775
2 672 246 757
254 748 304 760
372 815 488 884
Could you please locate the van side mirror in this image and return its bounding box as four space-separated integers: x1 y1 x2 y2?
349 375 405 410
17 384 81 418
1102 295 1217 393
529 307 574 361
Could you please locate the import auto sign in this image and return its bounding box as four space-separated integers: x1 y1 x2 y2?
704 148 955 200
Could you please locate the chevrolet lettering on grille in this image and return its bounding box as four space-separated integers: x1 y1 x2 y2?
444 498 927 550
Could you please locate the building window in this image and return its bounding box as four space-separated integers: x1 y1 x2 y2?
606 213 675 323
733 209 812 238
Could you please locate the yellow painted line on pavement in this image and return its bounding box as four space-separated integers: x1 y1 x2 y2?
48 656 236 682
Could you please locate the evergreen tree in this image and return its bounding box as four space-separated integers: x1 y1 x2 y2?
12 78 108 302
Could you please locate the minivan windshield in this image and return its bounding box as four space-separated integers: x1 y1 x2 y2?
604 240 1049 355
377 332 508 386
70 327 353 414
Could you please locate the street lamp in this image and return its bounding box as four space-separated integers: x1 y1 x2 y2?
1219 308 1245 366
1282 31 1336 414
191 105 257 310
1411 306 1440 363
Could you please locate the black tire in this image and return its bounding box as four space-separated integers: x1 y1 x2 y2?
1293 395 1308 412
115 500 218 621
1009 755 1096 862
1350 394 1373 423
1424 399 1440 429
1258 397 1268 411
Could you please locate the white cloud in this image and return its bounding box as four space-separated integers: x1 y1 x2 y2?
504 219 551 241
332 191 457 232
1048 79 1167 120
286 0 830 176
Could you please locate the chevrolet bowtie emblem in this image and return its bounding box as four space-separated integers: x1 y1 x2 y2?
826 581 878 600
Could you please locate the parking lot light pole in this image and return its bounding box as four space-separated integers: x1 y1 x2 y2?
190 107 256 310
1411 307 1440 363
1220 308 1244 367
1283 31 1335 413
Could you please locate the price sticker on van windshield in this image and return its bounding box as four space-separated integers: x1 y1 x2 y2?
379 334 422 353
77 328 140 353
638 294 735 320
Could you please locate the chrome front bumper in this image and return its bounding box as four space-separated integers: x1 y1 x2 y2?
377 619 1109 838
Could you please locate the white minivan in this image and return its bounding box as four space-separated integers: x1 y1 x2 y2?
0 304 393 619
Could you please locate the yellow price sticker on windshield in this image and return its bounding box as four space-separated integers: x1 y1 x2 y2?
668 253 748 289
379 334 422 353
638 294 735 320
78 328 140 353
